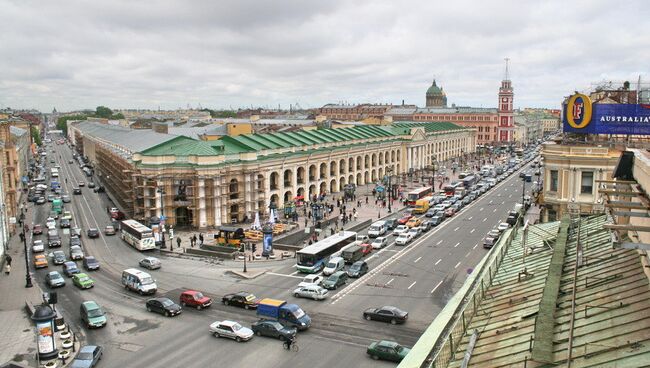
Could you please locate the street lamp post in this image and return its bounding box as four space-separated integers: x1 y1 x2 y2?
20 207 33 288
386 167 393 213
157 187 166 249
521 176 526 205
431 156 437 193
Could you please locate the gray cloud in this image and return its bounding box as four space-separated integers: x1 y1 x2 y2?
0 0 648 112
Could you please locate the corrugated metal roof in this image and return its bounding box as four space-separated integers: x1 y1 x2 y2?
393 122 466 132
75 121 176 153
447 215 650 368
139 136 222 156
416 107 498 114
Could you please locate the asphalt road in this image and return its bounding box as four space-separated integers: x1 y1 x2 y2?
28 134 536 368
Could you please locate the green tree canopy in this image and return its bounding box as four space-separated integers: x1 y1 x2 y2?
94 106 114 118
31 126 42 146
57 115 87 135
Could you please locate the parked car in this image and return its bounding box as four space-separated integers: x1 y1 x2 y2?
298 274 323 288
293 285 329 300
363 306 409 324
497 222 510 232
83 256 100 271
367 340 410 363
70 345 103 368
146 297 182 317
209 320 254 342
87 228 100 238
139 256 161 270
371 236 388 249
34 254 49 268
179 290 212 310
251 320 296 341
45 271 66 288
221 292 259 309
32 240 45 253
72 273 94 289
63 261 81 277
32 224 43 235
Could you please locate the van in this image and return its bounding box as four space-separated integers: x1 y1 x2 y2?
121 268 157 295
80 301 107 328
368 221 387 238
322 271 348 290
323 257 345 276
341 245 364 264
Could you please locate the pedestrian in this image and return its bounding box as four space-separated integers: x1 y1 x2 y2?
5 255 12 266
348 213 352 222
304 218 308 227
353 212 358 220
190 237 194 248
303 240 307 248
193 234 197 246
308 239 313 245
4 263 9 275
199 233 204 246
176 237 181 249
19 232 24 242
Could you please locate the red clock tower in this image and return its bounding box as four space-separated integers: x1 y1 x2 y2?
497 58 514 142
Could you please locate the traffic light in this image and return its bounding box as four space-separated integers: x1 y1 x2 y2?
252 243 257 253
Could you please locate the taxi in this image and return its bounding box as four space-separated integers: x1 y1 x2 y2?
406 217 422 228
34 254 49 268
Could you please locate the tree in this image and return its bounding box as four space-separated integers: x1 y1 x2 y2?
57 115 87 135
94 106 114 119
31 126 42 146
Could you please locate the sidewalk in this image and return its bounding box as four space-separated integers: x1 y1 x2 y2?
0 205 44 367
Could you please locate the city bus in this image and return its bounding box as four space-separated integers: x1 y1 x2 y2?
296 231 357 273
406 187 433 206
443 182 462 197
50 168 59 178
120 220 156 251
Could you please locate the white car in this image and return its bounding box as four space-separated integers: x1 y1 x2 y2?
32 240 45 253
46 217 56 230
395 233 412 246
209 320 254 342
393 225 409 236
70 245 84 260
497 223 510 232
433 204 446 212
441 201 452 209
298 274 323 288
293 285 328 300
407 228 420 239
371 237 388 249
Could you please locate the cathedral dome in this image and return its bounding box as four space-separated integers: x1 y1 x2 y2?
426 80 445 96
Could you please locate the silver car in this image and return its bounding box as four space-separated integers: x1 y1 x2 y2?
139 257 161 270
209 320 254 342
32 240 45 253
293 285 329 300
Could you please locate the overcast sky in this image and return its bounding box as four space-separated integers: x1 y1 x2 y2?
1 0 648 113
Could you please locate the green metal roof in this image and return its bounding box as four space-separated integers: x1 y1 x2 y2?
139 136 222 156
393 121 464 133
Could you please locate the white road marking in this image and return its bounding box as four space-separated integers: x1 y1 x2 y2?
483 218 487 222
435 259 442 265
493 208 497 212
509 194 512 198
479 207 484 211
408 281 417 290
436 240 443 245
467 216 473 220
454 227 459 232
465 252 470 258
267 272 303 279
386 278 394 285
431 280 444 294
414 256 422 263
454 242 460 248
488 200 493 204
470 228 475 233
290 271 300 276
473 243 479 249
455 262 461 269
367 255 378 260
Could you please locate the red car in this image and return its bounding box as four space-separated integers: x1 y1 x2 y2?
32 224 43 235
397 215 413 225
444 208 456 217
110 210 126 221
359 243 373 255
179 290 213 310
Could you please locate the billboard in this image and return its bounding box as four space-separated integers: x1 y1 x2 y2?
563 93 650 135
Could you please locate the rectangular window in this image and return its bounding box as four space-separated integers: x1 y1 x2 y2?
580 171 593 194
550 170 558 191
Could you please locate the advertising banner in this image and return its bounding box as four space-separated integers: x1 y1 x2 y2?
262 231 273 256
563 93 650 135
36 320 55 354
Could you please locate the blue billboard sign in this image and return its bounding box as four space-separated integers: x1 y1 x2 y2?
563 93 650 135
262 232 273 256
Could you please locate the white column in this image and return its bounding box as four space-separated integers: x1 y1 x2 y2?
406 148 411 171
198 179 206 228
213 177 222 226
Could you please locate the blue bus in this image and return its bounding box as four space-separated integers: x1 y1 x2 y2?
296 231 357 273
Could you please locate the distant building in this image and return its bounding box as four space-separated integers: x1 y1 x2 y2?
425 80 447 107
319 104 393 121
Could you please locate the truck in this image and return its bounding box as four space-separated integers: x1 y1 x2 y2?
51 199 63 215
256 298 311 330
413 198 431 214
367 221 388 238
341 245 364 264
454 187 467 199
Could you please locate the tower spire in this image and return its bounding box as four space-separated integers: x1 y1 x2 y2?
504 57 510 80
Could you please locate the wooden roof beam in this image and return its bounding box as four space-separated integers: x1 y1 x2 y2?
604 224 650 232
605 202 647 209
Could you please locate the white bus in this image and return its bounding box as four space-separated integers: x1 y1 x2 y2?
120 220 156 251
50 168 59 178
296 231 357 273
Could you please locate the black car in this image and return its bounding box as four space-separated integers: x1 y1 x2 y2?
93 186 105 193
146 298 182 317
87 228 100 238
88 182 96 188
59 218 71 228
52 250 66 265
221 292 260 309
69 236 82 247
384 218 398 230
73 187 82 195
36 197 46 205
251 320 297 341
363 306 409 325
83 256 100 271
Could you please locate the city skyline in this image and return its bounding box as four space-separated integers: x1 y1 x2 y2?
1 0 649 112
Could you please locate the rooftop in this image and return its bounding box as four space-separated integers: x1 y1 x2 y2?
74 121 177 154
416 107 498 114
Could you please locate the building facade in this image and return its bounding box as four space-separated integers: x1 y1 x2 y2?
425 80 447 107
319 104 393 121
70 121 476 228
